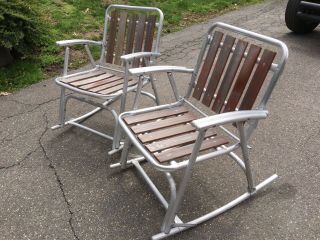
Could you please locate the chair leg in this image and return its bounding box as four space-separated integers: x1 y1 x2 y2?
161 131 206 233
120 136 132 169
112 117 122 150
237 122 255 192
53 87 67 128
59 87 67 126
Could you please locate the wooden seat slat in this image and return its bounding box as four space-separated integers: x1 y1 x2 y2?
146 129 216 153
138 124 195 143
223 44 262 112
97 79 138 95
193 31 224 100
154 136 229 163
124 106 188 125
79 75 123 90
70 73 115 87
131 113 196 134
239 49 276 110
212 40 248 113
62 70 106 83
202 35 236 107
85 77 125 92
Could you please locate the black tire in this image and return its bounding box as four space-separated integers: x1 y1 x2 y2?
285 0 318 33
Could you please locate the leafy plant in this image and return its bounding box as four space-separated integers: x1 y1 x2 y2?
0 0 48 58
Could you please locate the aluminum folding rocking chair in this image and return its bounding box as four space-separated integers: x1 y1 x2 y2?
51 5 163 151
111 22 288 239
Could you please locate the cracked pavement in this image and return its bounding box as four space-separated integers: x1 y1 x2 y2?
1 0 320 239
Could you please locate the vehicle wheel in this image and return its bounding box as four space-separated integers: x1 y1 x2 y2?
285 0 318 33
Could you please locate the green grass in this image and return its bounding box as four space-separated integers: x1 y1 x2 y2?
0 0 260 92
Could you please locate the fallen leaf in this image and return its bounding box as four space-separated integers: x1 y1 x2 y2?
0 92 11 96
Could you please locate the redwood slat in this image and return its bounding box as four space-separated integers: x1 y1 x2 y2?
138 124 195 143
154 136 229 163
114 11 128 65
202 35 235 107
79 75 122 90
106 11 118 63
142 15 157 66
193 31 224 100
124 106 188 125
62 70 105 83
125 14 138 54
131 113 196 134
224 44 261 112
133 14 146 67
71 73 114 87
85 77 124 92
239 49 276 110
212 40 248 113
97 79 138 95
146 129 216 152
144 15 157 52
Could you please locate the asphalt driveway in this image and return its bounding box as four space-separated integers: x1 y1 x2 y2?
0 0 319 239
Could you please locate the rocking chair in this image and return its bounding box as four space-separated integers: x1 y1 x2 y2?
51 4 164 152
112 22 288 239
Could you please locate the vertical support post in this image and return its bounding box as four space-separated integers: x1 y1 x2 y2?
120 61 130 113
112 61 130 150
162 130 206 233
63 47 70 76
167 72 179 101
149 73 160 105
237 122 255 193
145 55 160 105
132 75 143 110
85 44 96 67
58 87 66 127
60 46 68 127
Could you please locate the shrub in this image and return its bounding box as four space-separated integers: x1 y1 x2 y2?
0 0 48 58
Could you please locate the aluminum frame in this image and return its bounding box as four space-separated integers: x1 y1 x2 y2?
51 4 164 151
113 22 288 239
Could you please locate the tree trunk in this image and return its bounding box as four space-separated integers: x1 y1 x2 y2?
0 46 14 67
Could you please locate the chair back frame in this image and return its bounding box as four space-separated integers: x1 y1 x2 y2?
99 5 164 67
185 22 288 111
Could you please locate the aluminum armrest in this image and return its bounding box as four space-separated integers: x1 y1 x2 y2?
129 66 194 75
56 39 102 47
192 110 268 130
120 52 161 61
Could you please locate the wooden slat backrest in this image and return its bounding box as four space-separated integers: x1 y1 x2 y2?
192 31 277 113
105 10 158 66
